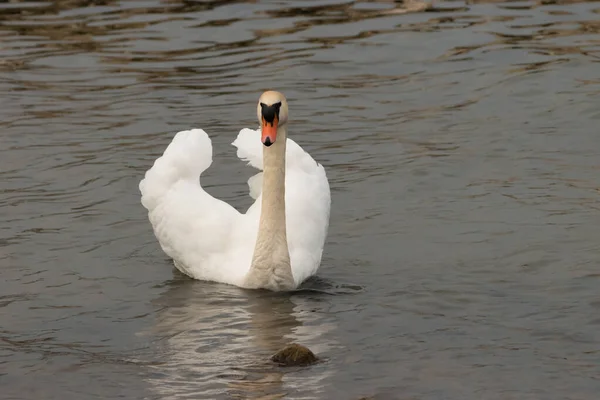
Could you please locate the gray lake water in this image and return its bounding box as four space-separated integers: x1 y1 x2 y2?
1 0 600 399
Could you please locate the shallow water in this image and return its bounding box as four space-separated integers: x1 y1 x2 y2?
1 0 600 398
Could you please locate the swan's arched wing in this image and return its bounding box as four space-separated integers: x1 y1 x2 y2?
233 127 331 285
232 128 263 170
140 129 245 283
232 128 325 199
247 172 263 200
285 161 331 284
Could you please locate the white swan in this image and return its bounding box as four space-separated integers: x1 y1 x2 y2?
139 91 331 291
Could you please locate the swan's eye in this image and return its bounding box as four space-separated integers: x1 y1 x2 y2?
260 102 281 124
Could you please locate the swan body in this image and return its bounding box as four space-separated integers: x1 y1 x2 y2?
139 91 330 291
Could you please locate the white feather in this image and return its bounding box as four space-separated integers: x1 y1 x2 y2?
139 128 330 288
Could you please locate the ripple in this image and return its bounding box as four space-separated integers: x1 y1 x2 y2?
2 0 600 398
142 281 338 399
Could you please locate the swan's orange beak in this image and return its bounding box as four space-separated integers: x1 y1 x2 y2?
261 116 278 147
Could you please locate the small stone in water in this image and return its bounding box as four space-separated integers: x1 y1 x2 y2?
271 343 318 366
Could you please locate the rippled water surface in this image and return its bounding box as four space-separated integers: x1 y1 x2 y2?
2 0 600 398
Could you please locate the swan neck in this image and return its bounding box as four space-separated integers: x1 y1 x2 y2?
261 127 287 232
245 126 294 291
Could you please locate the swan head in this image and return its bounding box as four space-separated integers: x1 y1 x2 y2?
257 90 288 147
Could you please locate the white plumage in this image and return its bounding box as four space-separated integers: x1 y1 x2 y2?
139 127 330 289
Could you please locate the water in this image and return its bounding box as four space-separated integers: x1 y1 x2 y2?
1 0 599 398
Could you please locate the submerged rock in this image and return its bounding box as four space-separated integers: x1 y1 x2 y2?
270 343 319 366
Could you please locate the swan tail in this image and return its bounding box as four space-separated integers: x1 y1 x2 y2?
140 129 213 211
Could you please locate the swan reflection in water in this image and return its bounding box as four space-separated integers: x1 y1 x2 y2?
143 276 338 399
